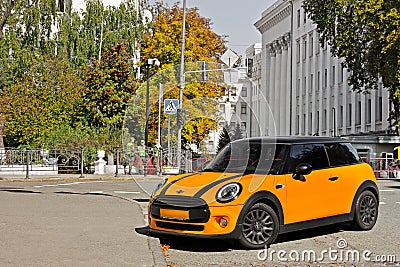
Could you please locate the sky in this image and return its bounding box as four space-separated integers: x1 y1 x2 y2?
148 0 276 57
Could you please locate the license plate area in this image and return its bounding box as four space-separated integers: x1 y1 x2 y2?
159 209 189 220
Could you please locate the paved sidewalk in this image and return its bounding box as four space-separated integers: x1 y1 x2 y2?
0 172 167 267
0 173 165 182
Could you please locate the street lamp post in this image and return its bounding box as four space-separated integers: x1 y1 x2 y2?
145 58 160 147
177 0 187 173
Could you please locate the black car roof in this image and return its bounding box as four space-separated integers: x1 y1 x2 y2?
233 136 347 145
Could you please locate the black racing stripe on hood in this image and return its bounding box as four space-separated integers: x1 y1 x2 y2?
194 174 243 198
159 173 197 196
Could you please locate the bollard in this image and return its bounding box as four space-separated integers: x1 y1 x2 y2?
115 146 119 177
25 149 30 180
79 147 84 178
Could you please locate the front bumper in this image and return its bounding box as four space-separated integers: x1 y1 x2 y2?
135 225 242 240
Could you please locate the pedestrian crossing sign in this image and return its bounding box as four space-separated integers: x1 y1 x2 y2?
164 99 179 114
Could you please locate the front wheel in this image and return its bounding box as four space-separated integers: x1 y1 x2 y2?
352 190 378 230
237 203 279 249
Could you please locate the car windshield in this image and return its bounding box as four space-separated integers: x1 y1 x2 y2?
203 141 287 174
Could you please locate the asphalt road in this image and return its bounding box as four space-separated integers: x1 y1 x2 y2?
0 179 164 267
0 178 399 267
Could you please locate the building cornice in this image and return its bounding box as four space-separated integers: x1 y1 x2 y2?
254 1 291 34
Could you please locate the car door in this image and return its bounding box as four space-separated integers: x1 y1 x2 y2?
324 142 362 214
284 143 340 224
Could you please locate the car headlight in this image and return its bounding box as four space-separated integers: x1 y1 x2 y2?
216 183 242 203
151 179 167 197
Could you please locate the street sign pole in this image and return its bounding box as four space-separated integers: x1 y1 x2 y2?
178 0 187 174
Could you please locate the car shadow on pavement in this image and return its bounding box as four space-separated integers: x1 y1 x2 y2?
159 223 354 252
158 237 234 252
274 223 352 245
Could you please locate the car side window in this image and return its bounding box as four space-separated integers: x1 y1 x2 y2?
285 144 330 173
325 142 361 166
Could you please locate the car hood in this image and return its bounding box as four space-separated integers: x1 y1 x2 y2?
158 172 243 199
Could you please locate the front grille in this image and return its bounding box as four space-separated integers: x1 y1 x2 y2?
156 221 204 231
151 195 210 223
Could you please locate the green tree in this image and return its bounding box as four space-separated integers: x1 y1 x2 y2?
139 2 226 147
83 41 137 128
0 57 84 147
56 0 146 66
231 123 244 141
141 2 225 70
217 125 230 153
303 0 400 130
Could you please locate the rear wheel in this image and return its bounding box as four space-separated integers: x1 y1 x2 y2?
352 190 378 230
238 203 279 249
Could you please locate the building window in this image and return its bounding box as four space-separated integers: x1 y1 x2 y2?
297 9 301 28
296 115 300 134
332 66 336 85
303 8 307 24
377 96 383 122
303 114 306 134
241 87 247 97
347 103 352 126
309 35 314 56
316 111 320 132
356 101 362 125
310 74 314 92
241 122 246 131
324 68 327 89
366 99 371 124
303 39 307 59
309 113 312 134
296 40 300 63
339 63 344 83
241 103 247 114
339 105 343 127
323 109 327 130
317 71 320 91
58 0 65 12
303 76 307 95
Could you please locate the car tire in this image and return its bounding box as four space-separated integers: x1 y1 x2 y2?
352 190 378 230
237 203 279 249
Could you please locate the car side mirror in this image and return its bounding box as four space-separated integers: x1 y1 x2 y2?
292 163 312 180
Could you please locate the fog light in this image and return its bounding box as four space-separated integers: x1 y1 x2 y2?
219 217 228 228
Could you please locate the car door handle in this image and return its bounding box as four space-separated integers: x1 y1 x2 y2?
328 176 339 181
276 184 285 189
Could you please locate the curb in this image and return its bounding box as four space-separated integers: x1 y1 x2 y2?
0 176 165 183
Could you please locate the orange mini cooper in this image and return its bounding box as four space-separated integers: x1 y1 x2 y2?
136 137 379 249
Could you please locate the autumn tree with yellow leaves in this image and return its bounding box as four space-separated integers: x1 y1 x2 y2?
138 2 227 148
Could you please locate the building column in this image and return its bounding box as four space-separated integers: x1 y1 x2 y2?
274 40 282 134
267 44 276 135
280 34 289 135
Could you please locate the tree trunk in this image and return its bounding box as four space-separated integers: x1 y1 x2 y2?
0 116 4 148
0 0 15 39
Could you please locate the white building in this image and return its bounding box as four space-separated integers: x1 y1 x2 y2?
252 0 399 157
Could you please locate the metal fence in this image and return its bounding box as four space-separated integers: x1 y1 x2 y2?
116 147 193 176
0 147 84 178
0 146 198 178
365 157 400 179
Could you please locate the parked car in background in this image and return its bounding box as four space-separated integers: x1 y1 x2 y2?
137 137 379 249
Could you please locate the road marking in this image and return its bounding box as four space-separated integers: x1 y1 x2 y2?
88 191 104 194
396 202 400 204
380 202 387 205
379 189 395 192
114 191 141 194
34 184 59 188
58 182 85 186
